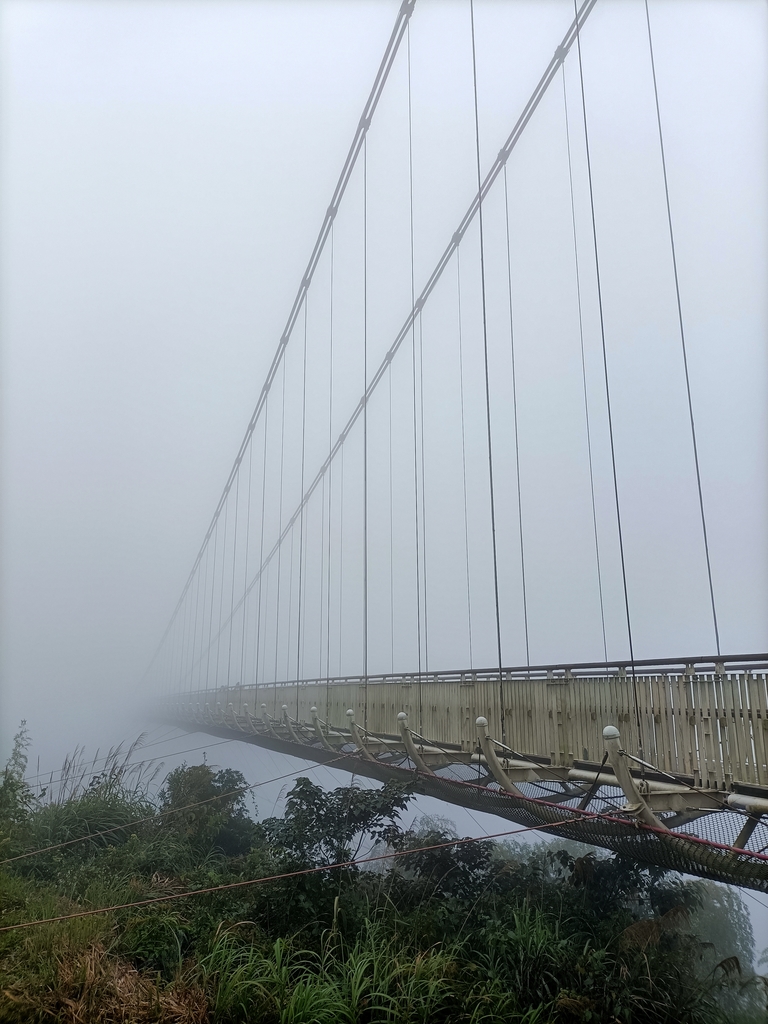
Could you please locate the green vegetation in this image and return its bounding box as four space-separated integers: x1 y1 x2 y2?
0 725 765 1023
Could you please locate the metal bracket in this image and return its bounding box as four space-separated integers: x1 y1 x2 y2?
476 717 524 795
346 709 377 762
397 712 433 774
282 704 303 745
603 726 668 830
311 706 335 751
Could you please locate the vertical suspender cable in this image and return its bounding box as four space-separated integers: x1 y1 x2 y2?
190 551 202 696
644 0 720 655
254 398 269 686
389 363 395 673
295 298 309 715
239 439 254 685
319 478 327 679
185 569 194 694
318 475 326 680
363 137 369 729
325 227 335 718
166 614 174 699
214 500 229 687
188 580 198 693
204 525 218 693
198 547 210 694
286 526 296 683
178 579 188 696
469 0 506 743
259 567 271 693
406 23 424 732
574 0 643 750
179 583 188 695
502 165 530 667
338 447 345 677
456 248 474 669
418 314 429 675
226 471 240 685
176 583 187 696
272 361 288 695
561 65 608 662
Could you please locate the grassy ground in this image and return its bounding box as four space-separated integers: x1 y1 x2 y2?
0 727 765 1023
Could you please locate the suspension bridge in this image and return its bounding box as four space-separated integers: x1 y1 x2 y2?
151 0 768 891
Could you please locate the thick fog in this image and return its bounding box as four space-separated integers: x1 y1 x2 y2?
1 0 766 939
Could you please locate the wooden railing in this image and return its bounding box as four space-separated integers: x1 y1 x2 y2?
169 656 768 790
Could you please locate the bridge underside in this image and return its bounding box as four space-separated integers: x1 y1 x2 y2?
161 662 768 892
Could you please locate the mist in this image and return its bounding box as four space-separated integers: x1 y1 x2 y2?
1 0 766 948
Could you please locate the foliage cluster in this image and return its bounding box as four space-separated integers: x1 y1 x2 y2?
0 727 765 1023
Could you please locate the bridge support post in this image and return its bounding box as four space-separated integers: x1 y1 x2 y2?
397 712 433 774
603 726 668 830
476 717 524 796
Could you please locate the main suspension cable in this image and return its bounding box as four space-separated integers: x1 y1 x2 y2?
644 0 720 655
176 2 601 678
145 0 418 679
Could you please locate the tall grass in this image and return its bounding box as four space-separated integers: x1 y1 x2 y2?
199 919 573 1024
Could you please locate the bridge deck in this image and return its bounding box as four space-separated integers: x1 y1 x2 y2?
161 658 768 892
